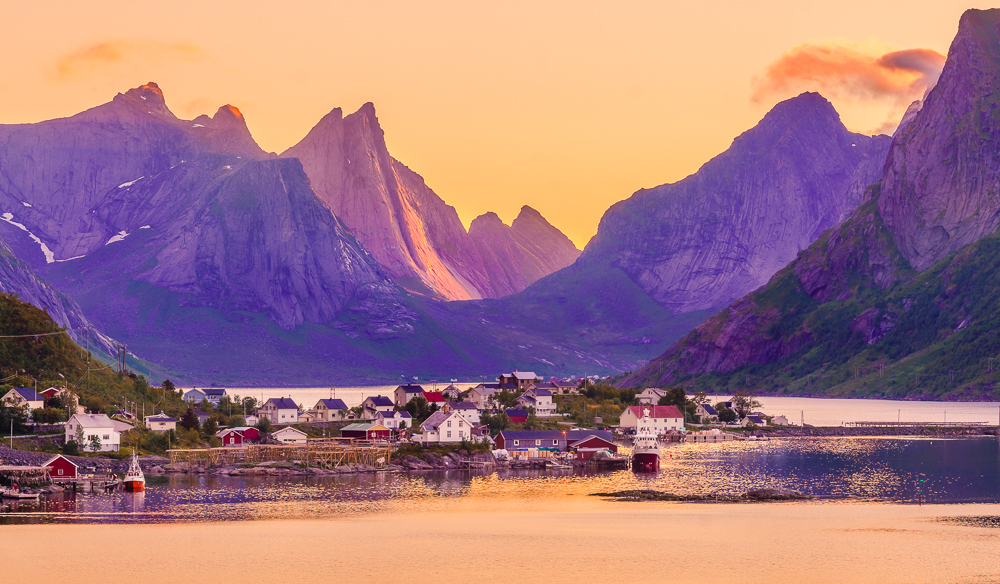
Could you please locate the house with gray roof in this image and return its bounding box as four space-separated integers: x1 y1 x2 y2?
65 414 121 451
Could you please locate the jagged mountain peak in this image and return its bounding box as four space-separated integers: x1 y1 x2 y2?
214 104 246 123
115 81 174 117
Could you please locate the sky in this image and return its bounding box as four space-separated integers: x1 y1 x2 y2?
0 1 991 248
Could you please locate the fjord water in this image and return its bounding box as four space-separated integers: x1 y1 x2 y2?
3 436 997 524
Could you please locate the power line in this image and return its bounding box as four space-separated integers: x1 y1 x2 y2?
0 331 69 338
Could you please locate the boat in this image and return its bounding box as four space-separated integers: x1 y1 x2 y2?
122 453 145 492
631 407 661 472
0 487 40 500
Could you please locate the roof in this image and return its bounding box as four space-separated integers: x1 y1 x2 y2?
341 423 389 432
472 386 497 394
529 389 551 396
626 405 684 419
8 387 44 401
505 409 528 418
193 409 210 418
420 410 471 431
203 388 227 396
518 396 536 403
273 426 308 437
146 415 177 422
568 434 616 448
641 387 667 395
266 397 299 410
747 416 765 424
700 404 719 416
396 384 425 393
505 371 537 380
183 388 206 397
364 395 394 407
443 384 459 391
111 420 134 433
216 428 243 437
422 391 445 402
317 398 348 410
529 382 558 390
43 455 78 468
447 401 477 410
69 414 116 429
375 410 412 419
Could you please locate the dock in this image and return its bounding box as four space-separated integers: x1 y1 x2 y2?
167 437 395 471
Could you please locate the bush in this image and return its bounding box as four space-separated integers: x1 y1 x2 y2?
61 440 79 455
32 407 66 424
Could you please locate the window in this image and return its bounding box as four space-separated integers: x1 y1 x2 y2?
447 431 452 438
535 440 541 446
459 421 464 427
447 420 452 427
513 440 519 446
459 431 464 437
103 435 110 440
58 469 64 475
553 440 558 445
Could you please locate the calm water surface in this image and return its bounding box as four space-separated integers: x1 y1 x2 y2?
3 436 997 524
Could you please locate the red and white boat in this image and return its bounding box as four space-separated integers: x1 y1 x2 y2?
122 453 145 492
631 407 661 472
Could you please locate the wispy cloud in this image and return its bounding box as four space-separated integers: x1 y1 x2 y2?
56 39 202 81
752 42 945 133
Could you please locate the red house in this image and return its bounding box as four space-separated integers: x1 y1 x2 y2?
505 409 528 424
423 391 446 405
568 435 619 460
340 423 391 440
44 454 78 480
216 426 260 446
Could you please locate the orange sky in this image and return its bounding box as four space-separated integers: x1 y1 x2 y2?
0 1 989 248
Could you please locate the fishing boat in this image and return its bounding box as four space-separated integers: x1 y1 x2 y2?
631 407 661 472
122 453 145 492
0 487 40 500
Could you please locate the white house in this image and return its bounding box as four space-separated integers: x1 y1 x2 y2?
393 384 424 407
65 414 121 452
144 412 177 432
696 403 719 422
419 411 474 444
2 387 45 411
772 415 791 426
314 398 350 421
517 388 556 417
362 395 394 419
259 398 300 425
272 426 308 445
374 410 413 430
636 388 667 405
467 386 497 410
443 402 480 424
183 388 227 405
183 388 207 403
619 406 685 433
740 415 767 427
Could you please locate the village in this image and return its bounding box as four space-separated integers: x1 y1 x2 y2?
0 373 799 491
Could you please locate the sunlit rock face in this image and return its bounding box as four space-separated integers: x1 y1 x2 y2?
282 104 579 300
581 92 890 314
880 8 1000 271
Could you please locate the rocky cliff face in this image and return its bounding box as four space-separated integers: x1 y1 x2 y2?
281 105 579 300
583 92 890 314
0 82 269 267
880 9 1000 271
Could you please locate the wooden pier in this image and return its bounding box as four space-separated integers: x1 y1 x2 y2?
167 437 395 471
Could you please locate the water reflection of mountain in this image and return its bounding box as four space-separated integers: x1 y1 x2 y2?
2 437 997 524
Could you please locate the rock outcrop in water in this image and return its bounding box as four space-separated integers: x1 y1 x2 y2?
281 104 579 300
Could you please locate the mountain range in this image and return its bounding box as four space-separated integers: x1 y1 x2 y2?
0 40 938 386
623 8 1000 402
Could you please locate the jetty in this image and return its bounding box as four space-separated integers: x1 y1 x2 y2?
167 437 394 471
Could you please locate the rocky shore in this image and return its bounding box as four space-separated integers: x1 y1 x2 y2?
757 426 1000 438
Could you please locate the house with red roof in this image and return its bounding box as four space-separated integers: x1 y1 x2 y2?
619 405 685 433
422 391 446 406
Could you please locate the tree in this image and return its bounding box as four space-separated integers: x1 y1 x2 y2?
88 434 102 452
202 416 219 437
32 407 65 424
255 416 273 433
718 408 738 423
0 402 30 434
62 440 78 455
481 409 509 433
227 415 246 428
657 388 686 407
690 391 709 405
731 392 763 418
74 423 85 445
179 408 200 431
161 379 176 393
525 407 538 429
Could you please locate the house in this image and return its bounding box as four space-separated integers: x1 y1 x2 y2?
111 419 135 435
422 391 447 406
2 387 45 411
443 402 480 424
217 427 247 447
244 414 260 426
144 412 177 432
772 415 791 426
184 388 227 405
298 410 323 423
495 429 615 453
43 455 78 480
517 388 556 417
393 384 424 406
619 405 685 433
362 395 394 418
552 379 577 393
498 371 539 390
505 409 528 423
40 386 65 400
234 426 260 441
259 398 300 425
272 426 308 445
340 423 391 441
313 398 350 421
696 403 719 422
740 415 767 427
468 386 497 410
568 434 619 460
441 384 463 399
193 409 212 425
374 410 413 430
65 414 121 452
419 411 475 444
472 424 490 438
40 387 84 414
636 388 668 405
